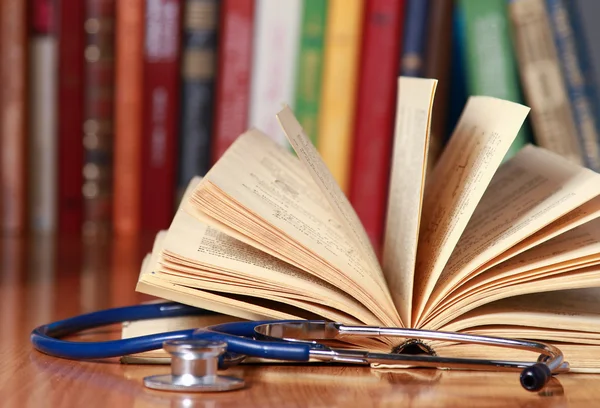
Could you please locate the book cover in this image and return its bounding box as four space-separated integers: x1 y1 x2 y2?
293 0 328 147
317 0 364 193
177 0 217 203
460 0 532 161
399 0 429 76
211 0 254 163
349 0 405 251
29 0 59 234
82 0 116 237
422 0 453 170
446 3 468 142
142 0 182 231
113 0 144 235
1 0 28 235
248 0 302 146
58 0 85 234
546 0 600 172
508 0 584 165
572 0 600 129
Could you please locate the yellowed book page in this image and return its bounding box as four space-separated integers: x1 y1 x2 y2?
140 240 323 323
471 195 600 276
155 270 361 323
423 265 600 329
413 97 530 322
137 274 306 321
382 77 436 326
159 194 379 323
442 287 600 335
139 249 293 322
423 146 600 317
442 218 600 308
137 174 335 323
276 106 401 324
459 327 600 345
276 106 383 284
194 126 400 325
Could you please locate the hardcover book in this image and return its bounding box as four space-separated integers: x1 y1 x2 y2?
143 0 182 230
137 77 600 371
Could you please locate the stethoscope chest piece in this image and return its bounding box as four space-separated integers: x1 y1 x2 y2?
143 340 245 392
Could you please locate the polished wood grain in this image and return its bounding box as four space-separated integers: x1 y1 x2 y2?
1 235 600 407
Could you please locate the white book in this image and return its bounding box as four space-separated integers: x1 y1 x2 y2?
248 0 302 146
29 36 58 234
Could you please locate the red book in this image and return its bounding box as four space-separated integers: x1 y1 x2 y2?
348 0 405 252
141 0 182 232
57 1 84 234
211 0 254 163
0 0 28 235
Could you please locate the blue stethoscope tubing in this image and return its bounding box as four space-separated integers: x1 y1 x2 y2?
30 302 311 364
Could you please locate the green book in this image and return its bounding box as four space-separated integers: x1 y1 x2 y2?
459 0 533 159
294 0 328 146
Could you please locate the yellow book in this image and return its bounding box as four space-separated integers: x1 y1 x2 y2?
317 0 364 193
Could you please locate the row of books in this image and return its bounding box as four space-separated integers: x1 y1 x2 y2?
2 0 600 250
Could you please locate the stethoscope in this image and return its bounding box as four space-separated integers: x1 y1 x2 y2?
31 302 569 392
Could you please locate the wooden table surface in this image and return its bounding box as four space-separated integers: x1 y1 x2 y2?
1 235 600 407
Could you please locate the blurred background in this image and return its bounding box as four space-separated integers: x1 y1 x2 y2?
1 0 600 256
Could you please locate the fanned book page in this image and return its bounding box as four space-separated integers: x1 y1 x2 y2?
381 77 437 327
413 96 530 321
136 76 600 371
186 128 401 326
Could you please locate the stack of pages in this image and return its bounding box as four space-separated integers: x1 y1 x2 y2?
137 77 600 372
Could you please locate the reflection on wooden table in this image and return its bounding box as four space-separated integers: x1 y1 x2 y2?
0 235 596 407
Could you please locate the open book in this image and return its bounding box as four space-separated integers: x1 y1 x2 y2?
137 77 600 372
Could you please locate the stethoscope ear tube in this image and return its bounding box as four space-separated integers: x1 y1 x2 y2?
30 302 210 360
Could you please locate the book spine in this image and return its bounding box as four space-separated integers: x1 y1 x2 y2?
58 0 85 234
317 0 364 193
113 0 144 235
423 0 453 170
248 0 302 146
82 0 116 237
349 0 405 250
460 0 532 161
446 3 469 139
399 0 429 76
211 0 254 162
0 0 28 235
293 0 327 146
546 0 600 172
508 0 584 165
570 0 600 166
177 0 217 201
29 0 59 234
572 0 600 134
143 0 182 231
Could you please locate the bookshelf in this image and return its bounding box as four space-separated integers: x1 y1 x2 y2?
2 0 600 251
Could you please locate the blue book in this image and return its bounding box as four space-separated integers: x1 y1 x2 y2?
546 0 600 171
445 3 467 142
400 0 429 76
177 0 219 199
